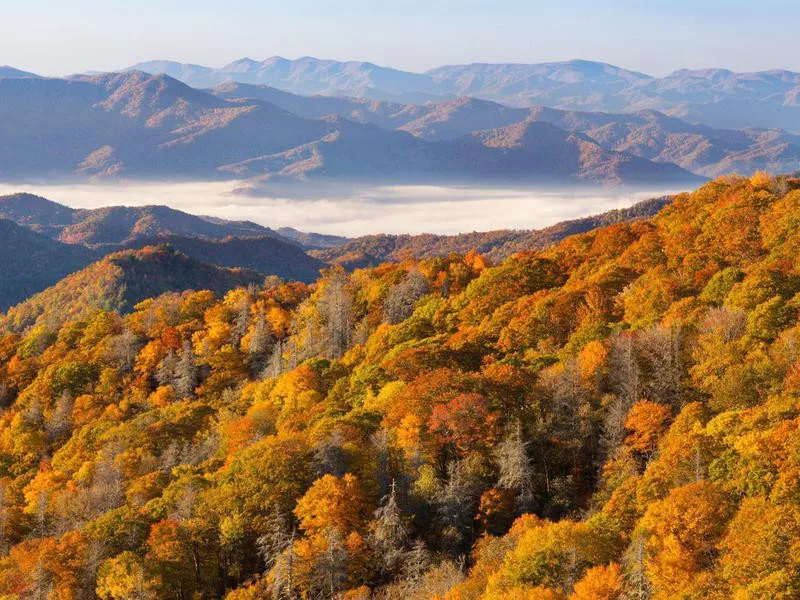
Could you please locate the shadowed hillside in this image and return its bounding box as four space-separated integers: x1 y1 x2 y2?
0 245 263 333
0 219 98 311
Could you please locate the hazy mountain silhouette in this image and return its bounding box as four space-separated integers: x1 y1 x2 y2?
131 57 800 131
0 72 702 184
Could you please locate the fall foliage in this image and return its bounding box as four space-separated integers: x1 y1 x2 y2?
0 174 800 598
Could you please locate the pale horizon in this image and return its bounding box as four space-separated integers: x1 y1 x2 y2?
4 0 799 78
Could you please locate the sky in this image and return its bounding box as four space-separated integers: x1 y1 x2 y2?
2 0 799 77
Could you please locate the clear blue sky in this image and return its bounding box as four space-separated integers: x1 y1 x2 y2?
4 0 799 76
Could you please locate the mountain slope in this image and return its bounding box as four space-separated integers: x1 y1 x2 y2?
0 194 279 246
275 227 350 249
137 57 800 131
0 245 264 333
0 66 40 79
310 195 671 268
0 72 332 179
3 176 800 597
0 219 98 311
221 117 702 185
119 235 325 283
210 81 424 128
209 86 800 177
0 72 697 184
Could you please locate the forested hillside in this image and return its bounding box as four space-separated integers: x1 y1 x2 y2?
1 174 800 598
0 220 98 311
311 196 670 268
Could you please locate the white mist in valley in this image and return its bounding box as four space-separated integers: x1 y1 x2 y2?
0 180 687 237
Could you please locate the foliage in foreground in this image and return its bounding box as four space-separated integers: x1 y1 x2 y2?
0 173 800 598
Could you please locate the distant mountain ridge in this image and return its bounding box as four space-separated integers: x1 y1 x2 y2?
210 87 800 177
0 71 701 185
0 65 40 79
128 56 800 132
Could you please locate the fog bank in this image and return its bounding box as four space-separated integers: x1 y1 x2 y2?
0 180 689 237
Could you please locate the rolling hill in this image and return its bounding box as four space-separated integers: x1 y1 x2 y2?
0 194 326 308
219 117 701 185
0 193 279 246
0 245 264 334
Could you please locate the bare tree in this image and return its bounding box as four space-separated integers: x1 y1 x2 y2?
435 460 479 555
174 340 197 398
247 315 271 375
623 533 652 600
371 481 408 576
269 531 299 600
610 334 640 410
637 325 683 408
109 328 140 372
258 504 294 571
45 391 73 443
156 350 178 388
495 421 535 513
232 297 251 344
401 540 431 583
383 269 430 325
310 529 348 599
320 269 355 359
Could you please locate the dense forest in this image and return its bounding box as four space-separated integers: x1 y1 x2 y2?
1 174 800 598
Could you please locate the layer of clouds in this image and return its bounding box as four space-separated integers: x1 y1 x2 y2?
0 180 687 237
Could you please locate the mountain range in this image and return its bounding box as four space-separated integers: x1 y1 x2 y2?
0 70 700 185
128 56 800 132
0 58 797 183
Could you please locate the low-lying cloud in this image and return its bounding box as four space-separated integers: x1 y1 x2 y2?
0 180 689 237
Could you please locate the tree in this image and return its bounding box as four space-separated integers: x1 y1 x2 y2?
383 269 430 324
96 551 152 600
269 531 299 600
320 269 355 359
246 315 271 375
495 421 535 513
624 401 671 460
436 460 479 556
257 504 295 571
310 529 349 598
294 474 368 538
370 481 408 577
638 482 732 598
569 563 624 600
173 340 197 398
401 540 431 583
